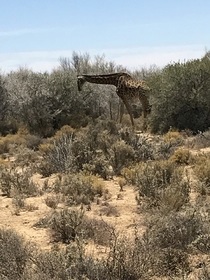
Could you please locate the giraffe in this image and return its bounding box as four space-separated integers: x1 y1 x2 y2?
77 72 151 128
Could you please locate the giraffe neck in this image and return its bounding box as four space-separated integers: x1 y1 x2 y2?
78 73 130 87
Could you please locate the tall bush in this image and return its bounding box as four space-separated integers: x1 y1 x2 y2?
149 55 210 133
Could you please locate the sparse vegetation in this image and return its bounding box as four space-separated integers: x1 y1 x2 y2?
0 166 39 198
0 228 31 280
122 159 190 211
193 154 210 194
52 172 105 206
170 148 191 165
49 208 85 243
0 52 210 279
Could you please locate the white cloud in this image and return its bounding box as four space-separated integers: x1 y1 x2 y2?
0 45 206 73
103 45 206 69
0 50 72 73
0 28 58 37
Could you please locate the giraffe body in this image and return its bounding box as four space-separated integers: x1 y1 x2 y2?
77 72 151 127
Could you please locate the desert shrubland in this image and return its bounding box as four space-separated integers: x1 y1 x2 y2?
0 52 210 279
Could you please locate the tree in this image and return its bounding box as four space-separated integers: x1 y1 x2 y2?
149 55 210 133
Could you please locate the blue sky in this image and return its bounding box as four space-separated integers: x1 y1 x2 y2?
1 0 210 72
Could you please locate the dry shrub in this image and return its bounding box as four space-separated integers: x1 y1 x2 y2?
24 133 42 150
38 142 54 154
123 160 190 211
28 240 110 280
170 148 191 165
190 198 210 253
164 130 184 145
98 203 120 217
104 235 155 279
26 241 87 280
17 126 43 149
26 248 69 279
81 217 114 246
0 166 38 198
111 140 135 173
194 154 210 192
119 127 155 161
154 131 184 160
12 194 26 210
49 208 85 243
24 203 38 212
39 133 74 176
100 231 190 279
0 138 10 154
14 146 40 167
0 228 31 280
156 139 177 159
69 121 117 176
121 166 137 185
38 126 76 176
138 159 176 188
147 210 203 250
52 173 104 206
0 127 42 155
192 234 210 253
54 125 75 138
159 181 190 213
132 160 176 201
12 195 39 214
155 247 190 277
191 129 210 149
82 150 112 180
45 194 60 209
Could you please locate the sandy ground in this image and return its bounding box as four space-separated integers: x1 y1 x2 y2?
0 143 210 278
0 173 143 251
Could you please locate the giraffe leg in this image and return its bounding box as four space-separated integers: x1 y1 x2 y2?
139 97 148 132
119 100 124 123
121 97 135 127
139 109 147 131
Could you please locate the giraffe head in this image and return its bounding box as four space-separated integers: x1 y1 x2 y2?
77 75 86 91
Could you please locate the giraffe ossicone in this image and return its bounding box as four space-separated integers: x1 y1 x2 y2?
77 72 151 128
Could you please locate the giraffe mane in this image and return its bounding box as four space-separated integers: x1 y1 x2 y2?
79 72 131 78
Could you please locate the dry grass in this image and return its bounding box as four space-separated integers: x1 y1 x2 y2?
0 128 210 279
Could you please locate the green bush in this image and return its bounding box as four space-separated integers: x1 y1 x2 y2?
5 69 55 136
1 52 210 136
149 55 210 133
